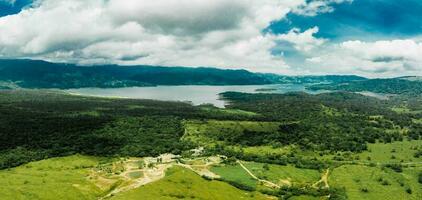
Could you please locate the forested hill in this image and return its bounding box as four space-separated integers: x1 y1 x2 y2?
0 59 271 88
0 59 366 89
308 78 422 95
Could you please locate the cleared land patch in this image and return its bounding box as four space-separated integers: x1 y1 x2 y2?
211 163 258 189
242 162 320 186
110 166 272 200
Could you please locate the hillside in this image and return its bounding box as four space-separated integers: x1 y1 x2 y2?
0 59 366 89
0 90 421 199
308 78 422 96
0 59 271 88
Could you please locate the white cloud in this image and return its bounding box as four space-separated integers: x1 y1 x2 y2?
277 27 327 52
292 0 353 16
1 0 418 77
0 0 307 73
305 39 422 77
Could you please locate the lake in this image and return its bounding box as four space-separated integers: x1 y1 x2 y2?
66 84 323 108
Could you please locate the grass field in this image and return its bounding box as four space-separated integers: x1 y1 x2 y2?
210 163 258 189
242 145 293 156
290 196 327 200
111 166 271 200
401 168 422 200
357 140 422 163
329 165 417 200
243 162 321 186
200 107 259 117
0 155 104 200
392 106 422 115
413 118 422 124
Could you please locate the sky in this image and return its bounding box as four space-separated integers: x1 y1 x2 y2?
0 0 421 77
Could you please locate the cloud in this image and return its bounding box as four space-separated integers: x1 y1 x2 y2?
276 27 327 52
292 0 353 16
0 0 308 73
305 39 422 77
1 0 420 77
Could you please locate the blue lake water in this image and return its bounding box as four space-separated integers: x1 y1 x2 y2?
66 84 324 108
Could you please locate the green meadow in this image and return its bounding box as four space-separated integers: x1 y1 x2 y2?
0 155 103 200
243 162 321 186
210 163 258 189
357 140 422 163
329 165 418 200
111 166 271 200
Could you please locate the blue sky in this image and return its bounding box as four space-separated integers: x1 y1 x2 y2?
0 0 33 17
0 0 421 77
269 0 422 40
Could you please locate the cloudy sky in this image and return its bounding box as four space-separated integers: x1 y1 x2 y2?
0 0 421 77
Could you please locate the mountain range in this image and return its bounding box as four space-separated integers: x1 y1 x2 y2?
0 59 366 89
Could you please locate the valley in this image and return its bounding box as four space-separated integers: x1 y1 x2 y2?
0 82 421 199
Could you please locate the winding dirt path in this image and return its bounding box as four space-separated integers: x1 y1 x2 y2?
312 168 330 188
237 161 281 189
99 163 171 199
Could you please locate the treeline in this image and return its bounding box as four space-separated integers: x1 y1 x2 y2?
308 78 422 95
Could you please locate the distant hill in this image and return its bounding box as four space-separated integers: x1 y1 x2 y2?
0 59 367 89
308 78 422 95
261 74 367 84
397 76 422 82
0 59 273 89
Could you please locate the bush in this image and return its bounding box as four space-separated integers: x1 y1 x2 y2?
385 164 403 173
360 187 369 193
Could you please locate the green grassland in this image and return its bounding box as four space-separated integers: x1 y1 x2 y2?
290 196 326 200
0 155 276 200
329 165 418 200
0 155 104 200
357 140 422 163
413 118 422 124
111 166 271 200
392 106 422 115
210 163 258 189
199 106 259 117
243 162 321 186
402 168 422 199
242 145 293 156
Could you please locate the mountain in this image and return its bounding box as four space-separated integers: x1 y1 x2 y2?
0 59 272 89
260 73 367 84
397 76 422 82
308 78 422 95
0 59 367 89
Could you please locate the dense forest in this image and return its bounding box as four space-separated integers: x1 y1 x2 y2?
219 92 420 152
308 78 422 95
